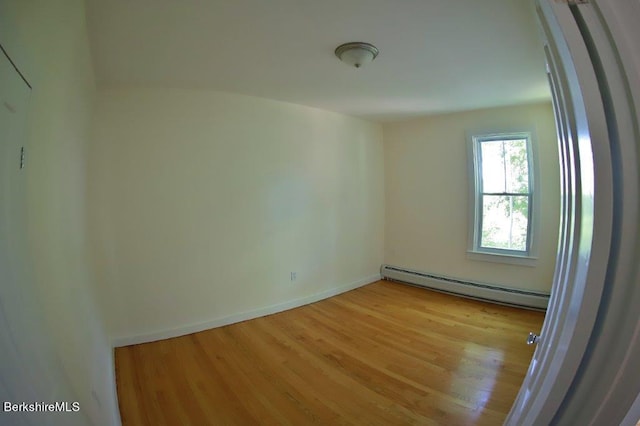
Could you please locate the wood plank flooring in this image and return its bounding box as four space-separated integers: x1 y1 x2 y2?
115 280 544 425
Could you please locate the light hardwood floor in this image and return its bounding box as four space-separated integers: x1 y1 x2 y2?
115 280 544 425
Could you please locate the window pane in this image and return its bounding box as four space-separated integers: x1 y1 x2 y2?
481 138 529 194
480 141 506 193
504 139 529 193
481 195 529 251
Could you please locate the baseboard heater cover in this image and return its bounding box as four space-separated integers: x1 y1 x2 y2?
380 264 549 310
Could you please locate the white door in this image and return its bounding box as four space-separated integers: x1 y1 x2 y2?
1 44 93 426
0 46 50 425
506 1 640 424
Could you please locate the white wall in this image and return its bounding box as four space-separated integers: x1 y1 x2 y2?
0 0 119 425
383 102 560 292
89 88 384 343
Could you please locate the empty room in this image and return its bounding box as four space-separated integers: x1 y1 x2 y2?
1 0 639 425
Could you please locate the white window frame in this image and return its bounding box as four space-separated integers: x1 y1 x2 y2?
466 130 540 266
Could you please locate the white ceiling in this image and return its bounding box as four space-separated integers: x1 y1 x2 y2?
85 0 551 122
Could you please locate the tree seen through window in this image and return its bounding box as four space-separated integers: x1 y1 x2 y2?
478 137 531 252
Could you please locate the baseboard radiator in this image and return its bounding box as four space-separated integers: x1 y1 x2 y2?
380 264 549 310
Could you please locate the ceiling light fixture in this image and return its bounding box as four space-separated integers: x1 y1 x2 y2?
334 42 379 68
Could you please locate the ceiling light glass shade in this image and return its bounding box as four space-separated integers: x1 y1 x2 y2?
335 42 379 68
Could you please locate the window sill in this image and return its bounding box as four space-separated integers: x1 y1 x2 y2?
466 250 539 267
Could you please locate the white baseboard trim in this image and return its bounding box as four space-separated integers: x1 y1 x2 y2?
109 347 122 426
111 274 381 347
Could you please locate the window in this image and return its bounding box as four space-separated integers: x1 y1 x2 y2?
468 132 537 263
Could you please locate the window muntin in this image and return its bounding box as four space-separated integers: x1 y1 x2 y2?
472 133 534 256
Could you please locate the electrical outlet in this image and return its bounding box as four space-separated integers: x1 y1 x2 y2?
290 272 297 281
